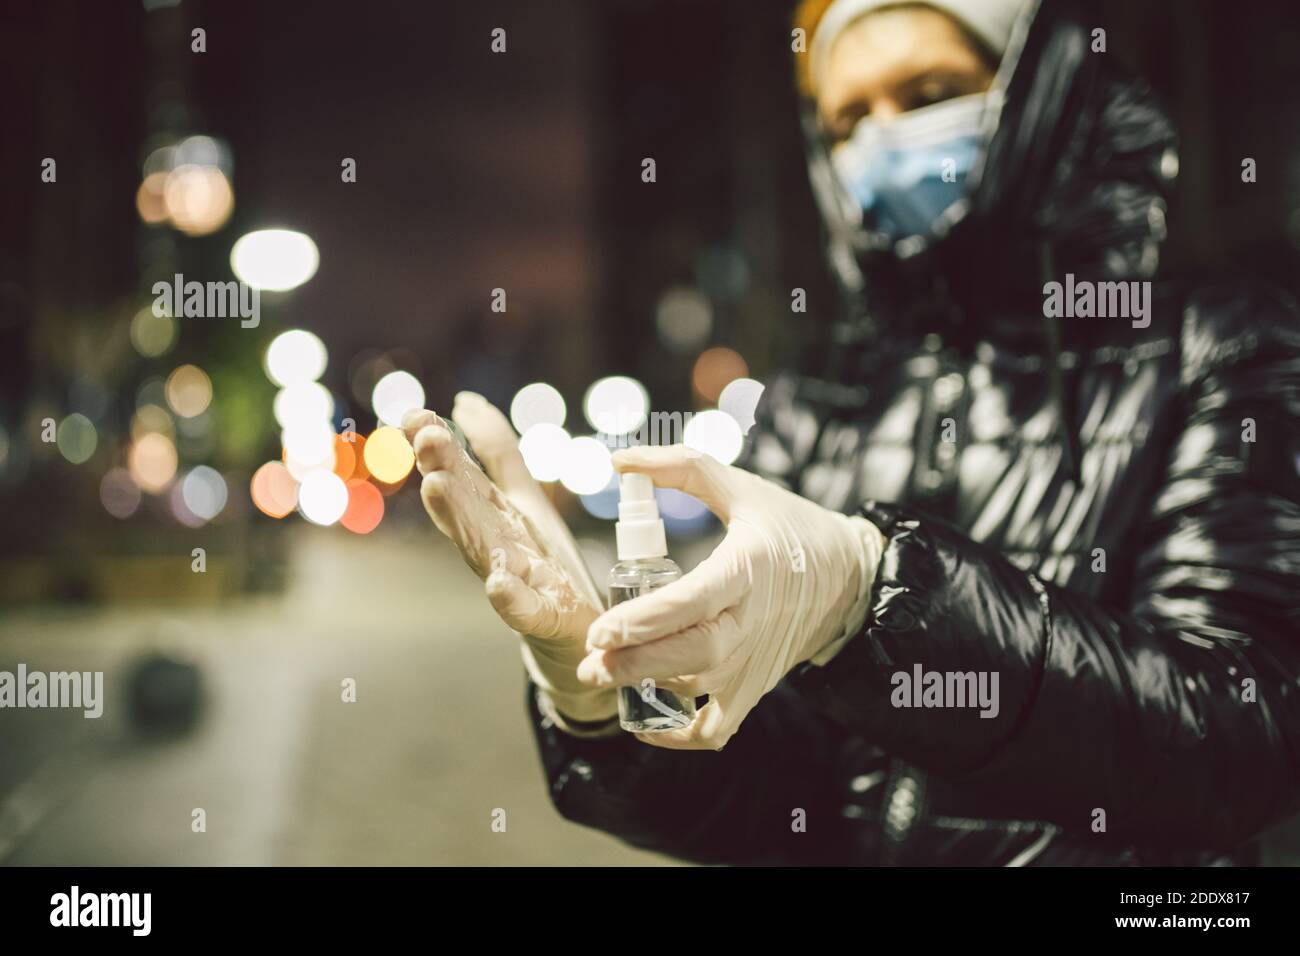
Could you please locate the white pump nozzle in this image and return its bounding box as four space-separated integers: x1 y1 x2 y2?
615 471 667 560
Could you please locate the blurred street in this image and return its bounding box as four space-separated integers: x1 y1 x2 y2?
4 0 1299 874
0 528 678 866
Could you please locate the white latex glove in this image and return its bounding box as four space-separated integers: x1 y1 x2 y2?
577 445 886 750
402 394 617 728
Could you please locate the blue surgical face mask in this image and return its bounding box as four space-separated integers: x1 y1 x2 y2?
830 92 990 244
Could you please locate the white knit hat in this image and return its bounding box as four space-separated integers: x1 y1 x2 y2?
809 0 1030 94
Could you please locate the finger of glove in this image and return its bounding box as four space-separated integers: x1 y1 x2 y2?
451 392 535 495
577 609 741 687
405 409 502 505
418 464 530 580
609 445 735 522
453 393 604 607
586 537 745 650
401 407 439 444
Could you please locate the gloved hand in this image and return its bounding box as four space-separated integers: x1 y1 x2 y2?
577 445 886 750
402 394 617 727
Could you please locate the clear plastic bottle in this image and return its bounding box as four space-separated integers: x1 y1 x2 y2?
609 473 697 733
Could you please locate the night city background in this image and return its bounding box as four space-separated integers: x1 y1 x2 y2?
2 0 1299 864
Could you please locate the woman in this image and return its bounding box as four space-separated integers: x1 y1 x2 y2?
403 0 1300 865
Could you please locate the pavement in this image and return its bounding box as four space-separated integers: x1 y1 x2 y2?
0 524 680 866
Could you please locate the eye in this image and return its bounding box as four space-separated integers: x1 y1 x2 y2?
910 81 958 111
826 107 868 144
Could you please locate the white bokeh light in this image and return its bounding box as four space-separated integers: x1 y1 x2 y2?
273 382 335 429
518 423 571 483
298 470 349 526
510 382 566 434
560 436 614 496
371 371 425 427
282 423 336 481
231 229 319 292
265 329 327 386
583 376 649 435
718 377 765 435
181 465 228 521
684 409 744 465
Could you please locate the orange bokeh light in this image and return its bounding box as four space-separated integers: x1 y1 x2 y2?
349 432 370 481
692 347 748 404
340 479 384 534
332 434 357 481
251 460 299 518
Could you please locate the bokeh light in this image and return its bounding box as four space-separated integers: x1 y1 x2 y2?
170 481 206 528
56 413 97 464
100 467 141 519
655 287 713 353
282 423 336 481
129 432 178 493
684 408 744 465
135 172 170 225
165 364 213 418
583 376 649 435
264 329 327 386
362 426 415 484
560 436 613 495
347 432 370 481
139 133 234 235
181 465 228 521
692 347 748 404
131 404 175 442
658 487 714 533
174 134 230 171
130 305 177 358
332 434 357 481
509 382 566 434
518 423 571 482
163 165 234 236
298 470 349 526
579 476 621 520
371 370 424 427
136 376 167 411
656 487 711 521
251 461 299 518
340 479 384 534
231 229 319 291
273 381 334 429
718 377 765 435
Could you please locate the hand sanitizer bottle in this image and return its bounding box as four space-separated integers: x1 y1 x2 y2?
609 472 697 733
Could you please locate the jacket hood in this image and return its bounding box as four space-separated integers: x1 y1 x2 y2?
804 0 1180 354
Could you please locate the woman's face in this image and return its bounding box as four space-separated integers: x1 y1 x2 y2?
816 5 997 143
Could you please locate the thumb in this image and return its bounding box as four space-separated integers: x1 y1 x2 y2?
610 445 736 521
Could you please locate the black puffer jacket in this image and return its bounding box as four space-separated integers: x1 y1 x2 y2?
525 0 1300 865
